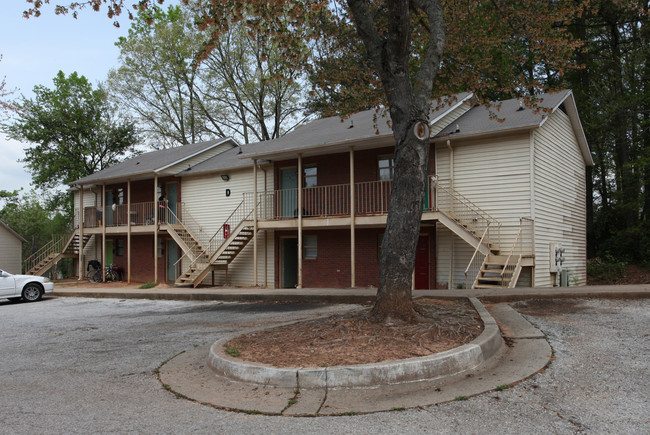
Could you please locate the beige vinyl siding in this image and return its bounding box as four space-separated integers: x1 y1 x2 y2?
435 225 475 289
0 226 23 274
436 133 533 251
162 143 235 175
533 109 587 286
180 165 274 287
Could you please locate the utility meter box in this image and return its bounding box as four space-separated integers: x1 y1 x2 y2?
550 243 566 273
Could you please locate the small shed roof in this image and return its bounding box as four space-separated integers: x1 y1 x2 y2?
0 220 27 243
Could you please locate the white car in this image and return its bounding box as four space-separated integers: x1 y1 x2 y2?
0 269 54 302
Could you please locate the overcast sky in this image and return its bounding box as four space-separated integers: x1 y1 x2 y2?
0 2 131 194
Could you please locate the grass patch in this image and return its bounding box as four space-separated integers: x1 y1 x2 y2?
138 281 159 289
496 384 509 391
225 346 241 357
455 396 468 401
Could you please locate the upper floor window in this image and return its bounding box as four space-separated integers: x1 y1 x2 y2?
304 166 317 188
378 156 395 181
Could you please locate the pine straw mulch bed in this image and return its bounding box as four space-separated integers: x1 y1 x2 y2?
224 298 484 368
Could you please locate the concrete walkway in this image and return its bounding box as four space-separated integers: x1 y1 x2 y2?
52 282 650 303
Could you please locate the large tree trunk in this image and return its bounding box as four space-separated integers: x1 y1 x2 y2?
347 0 445 322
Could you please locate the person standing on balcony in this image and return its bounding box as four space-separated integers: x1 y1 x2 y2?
159 192 167 223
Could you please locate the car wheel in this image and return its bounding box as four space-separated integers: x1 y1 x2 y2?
22 283 43 302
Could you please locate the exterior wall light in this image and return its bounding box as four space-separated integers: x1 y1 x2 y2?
221 174 230 182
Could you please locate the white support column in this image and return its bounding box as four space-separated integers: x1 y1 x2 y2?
350 147 356 288
154 175 158 283
297 154 303 289
127 179 131 284
253 159 258 286
78 185 84 280
102 183 106 282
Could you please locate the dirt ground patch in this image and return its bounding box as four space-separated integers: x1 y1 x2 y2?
588 264 650 285
224 298 483 368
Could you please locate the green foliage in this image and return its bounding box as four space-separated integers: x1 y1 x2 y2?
225 346 240 357
2 71 137 209
138 281 159 289
0 190 69 266
564 1 650 263
587 256 627 282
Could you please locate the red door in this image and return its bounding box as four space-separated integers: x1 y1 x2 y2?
414 236 429 289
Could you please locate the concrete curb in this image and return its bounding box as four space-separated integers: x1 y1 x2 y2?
208 298 503 389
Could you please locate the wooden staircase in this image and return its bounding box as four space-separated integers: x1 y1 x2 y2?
175 222 255 287
25 230 93 276
472 254 523 289
165 224 208 264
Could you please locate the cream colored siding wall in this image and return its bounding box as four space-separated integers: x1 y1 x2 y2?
533 110 587 286
436 133 532 242
435 226 475 289
180 166 274 287
0 226 23 274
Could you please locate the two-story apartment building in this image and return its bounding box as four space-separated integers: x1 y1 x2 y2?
26 90 591 290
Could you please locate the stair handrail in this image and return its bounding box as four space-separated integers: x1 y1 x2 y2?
165 203 210 267
464 223 491 289
23 229 73 274
500 227 523 286
434 180 501 247
182 194 256 272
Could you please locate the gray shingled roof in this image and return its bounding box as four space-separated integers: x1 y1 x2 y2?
71 138 235 185
178 145 251 176
434 90 571 139
240 93 473 159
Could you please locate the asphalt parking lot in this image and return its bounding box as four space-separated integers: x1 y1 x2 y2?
0 296 647 434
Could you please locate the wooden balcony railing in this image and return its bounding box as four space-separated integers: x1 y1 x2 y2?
82 202 157 228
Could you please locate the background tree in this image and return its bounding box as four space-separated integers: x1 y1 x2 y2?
3 71 138 210
0 190 69 270
565 0 650 264
108 3 309 147
0 54 17 121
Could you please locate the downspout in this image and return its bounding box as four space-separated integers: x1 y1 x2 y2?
446 139 454 288
102 183 106 282
78 185 84 280
258 162 268 288
297 154 303 289
154 174 158 283
350 147 356 288
253 159 258 286
127 179 131 284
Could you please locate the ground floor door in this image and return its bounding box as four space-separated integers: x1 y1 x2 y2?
280 168 297 218
414 235 429 289
281 237 298 288
167 240 179 282
105 240 113 266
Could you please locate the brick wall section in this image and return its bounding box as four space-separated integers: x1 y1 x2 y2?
274 227 436 289
105 234 170 284
274 144 436 189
